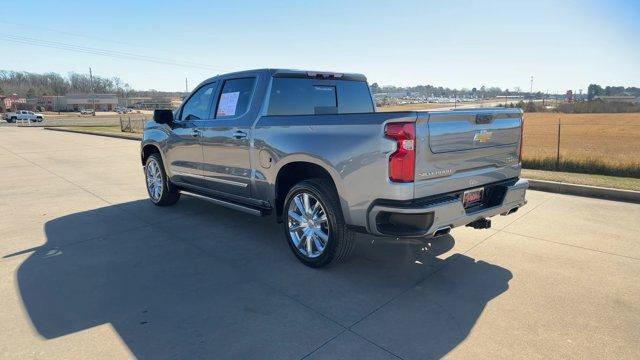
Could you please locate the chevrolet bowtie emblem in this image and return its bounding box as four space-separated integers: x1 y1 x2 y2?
473 130 493 143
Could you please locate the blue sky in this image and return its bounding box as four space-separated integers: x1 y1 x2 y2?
2 0 639 93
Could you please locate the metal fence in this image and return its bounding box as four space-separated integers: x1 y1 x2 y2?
521 114 640 176
119 115 148 133
15 119 42 127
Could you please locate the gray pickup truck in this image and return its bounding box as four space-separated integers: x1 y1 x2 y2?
141 69 528 267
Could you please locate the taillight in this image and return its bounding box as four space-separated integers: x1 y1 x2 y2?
385 122 415 182
518 118 524 163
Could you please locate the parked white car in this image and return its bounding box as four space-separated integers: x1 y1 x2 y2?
80 108 95 115
2 110 44 123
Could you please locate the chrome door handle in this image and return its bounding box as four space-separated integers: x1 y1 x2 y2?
233 131 247 139
191 128 201 137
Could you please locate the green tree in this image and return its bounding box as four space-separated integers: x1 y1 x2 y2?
604 86 625 96
26 88 36 99
587 84 603 100
370 82 380 94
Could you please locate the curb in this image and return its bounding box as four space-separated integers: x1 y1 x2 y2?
528 179 640 204
44 127 141 141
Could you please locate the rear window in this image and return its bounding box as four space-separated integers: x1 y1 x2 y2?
267 78 374 116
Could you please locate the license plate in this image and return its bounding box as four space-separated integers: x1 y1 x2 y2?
462 188 484 208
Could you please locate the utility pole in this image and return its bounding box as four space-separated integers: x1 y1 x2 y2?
89 67 96 116
529 75 533 102
185 78 188 93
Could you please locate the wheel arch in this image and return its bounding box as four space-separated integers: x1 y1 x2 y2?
273 158 348 223
141 143 162 166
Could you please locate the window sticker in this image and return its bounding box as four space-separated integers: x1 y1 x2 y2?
217 91 240 117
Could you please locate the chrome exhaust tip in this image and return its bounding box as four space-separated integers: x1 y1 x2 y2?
433 226 452 237
501 207 519 216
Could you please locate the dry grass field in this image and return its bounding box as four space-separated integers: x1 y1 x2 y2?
522 113 640 176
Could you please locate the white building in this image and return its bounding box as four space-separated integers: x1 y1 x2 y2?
63 94 118 111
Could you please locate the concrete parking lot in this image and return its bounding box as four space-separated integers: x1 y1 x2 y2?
1 127 639 359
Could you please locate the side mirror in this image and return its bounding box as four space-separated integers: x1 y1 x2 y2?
153 109 174 125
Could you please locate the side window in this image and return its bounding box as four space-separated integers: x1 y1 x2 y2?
215 77 256 118
180 83 215 121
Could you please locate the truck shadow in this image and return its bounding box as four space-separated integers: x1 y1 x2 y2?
8 198 512 359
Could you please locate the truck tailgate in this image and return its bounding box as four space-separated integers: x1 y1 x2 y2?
414 109 523 198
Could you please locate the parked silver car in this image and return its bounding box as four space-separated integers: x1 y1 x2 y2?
141 69 528 267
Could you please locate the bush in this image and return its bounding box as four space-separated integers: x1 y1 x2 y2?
513 99 640 114
557 101 640 114
515 100 546 112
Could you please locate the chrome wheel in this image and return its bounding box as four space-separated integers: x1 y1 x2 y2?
146 158 163 201
287 192 329 258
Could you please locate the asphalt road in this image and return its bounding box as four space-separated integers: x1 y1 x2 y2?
1 127 639 359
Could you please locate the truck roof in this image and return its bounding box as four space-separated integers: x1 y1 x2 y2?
200 68 367 85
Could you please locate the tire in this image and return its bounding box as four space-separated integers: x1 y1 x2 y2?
283 178 355 267
145 153 180 206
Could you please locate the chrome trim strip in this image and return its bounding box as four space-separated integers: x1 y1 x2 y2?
172 170 248 188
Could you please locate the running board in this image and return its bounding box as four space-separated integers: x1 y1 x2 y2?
180 190 268 217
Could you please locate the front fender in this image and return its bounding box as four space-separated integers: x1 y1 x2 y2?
141 126 170 171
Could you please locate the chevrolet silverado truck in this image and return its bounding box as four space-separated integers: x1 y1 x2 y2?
141 69 528 267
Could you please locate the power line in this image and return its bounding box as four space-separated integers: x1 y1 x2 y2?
0 33 230 72
2 20 147 49
0 33 224 70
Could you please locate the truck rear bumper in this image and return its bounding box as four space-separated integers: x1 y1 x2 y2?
367 178 528 237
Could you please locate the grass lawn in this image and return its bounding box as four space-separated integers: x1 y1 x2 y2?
64 126 125 133
522 169 640 191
